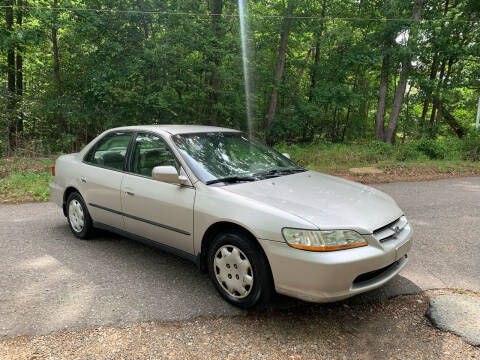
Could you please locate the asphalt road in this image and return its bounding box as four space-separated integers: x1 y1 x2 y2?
1 177 479 337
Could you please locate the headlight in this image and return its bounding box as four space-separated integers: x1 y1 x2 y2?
282 228 368 252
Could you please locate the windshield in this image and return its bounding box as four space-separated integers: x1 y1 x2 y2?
172 132 304 184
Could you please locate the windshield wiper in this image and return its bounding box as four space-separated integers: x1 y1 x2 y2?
206 176 258 185
206 169 305 185
254 168 306 178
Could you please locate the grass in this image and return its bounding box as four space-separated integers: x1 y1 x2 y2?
0 157 53 204
275 139 480 184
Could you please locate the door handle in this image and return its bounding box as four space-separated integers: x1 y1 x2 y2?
125 191 135 196
80 177 87 183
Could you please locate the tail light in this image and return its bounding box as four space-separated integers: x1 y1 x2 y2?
51 162 56 176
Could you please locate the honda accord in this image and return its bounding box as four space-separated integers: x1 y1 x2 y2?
50 125 412 308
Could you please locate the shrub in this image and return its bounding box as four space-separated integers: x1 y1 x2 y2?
415 139 446 160
367 141 394 156
395 145 425 161
462 134 480 161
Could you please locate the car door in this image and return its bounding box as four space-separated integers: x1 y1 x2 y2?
121 132 195 254
81 131 133 229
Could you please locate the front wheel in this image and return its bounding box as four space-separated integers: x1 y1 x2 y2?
208 230 273 308
66 192 94 239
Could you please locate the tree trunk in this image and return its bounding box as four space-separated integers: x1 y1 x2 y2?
308 0 326 103
442 106 464 138
265 0 295 139
303 0 326 142
16 0 24 133
384 0 424 144
6 0 16 153
429 100 438 128
207 0 223 126
341 74 358 142
6 0 15 96
360 70 368 137
374 37 392 141
420 55 439 126
331 108 338 141
427 0 456 138
384 64 407 144
434 57 455 127
429 59 446 128
52 0 66 133
402 85 412 143
341 105 352 142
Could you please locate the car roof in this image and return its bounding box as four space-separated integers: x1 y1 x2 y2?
109 125 242 135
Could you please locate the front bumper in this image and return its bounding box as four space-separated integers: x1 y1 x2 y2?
260 223 412 303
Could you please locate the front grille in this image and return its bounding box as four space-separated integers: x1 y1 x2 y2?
353 260 400 285
373 216 408 243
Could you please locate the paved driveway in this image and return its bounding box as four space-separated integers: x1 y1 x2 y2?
1 177 479 337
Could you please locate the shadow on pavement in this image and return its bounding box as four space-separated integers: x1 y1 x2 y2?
264 275 423 314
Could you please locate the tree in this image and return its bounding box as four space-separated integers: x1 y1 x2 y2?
16 0 23 133
384 0 424 144
374 27 393 141
5 0 16 152
206 0 223 126
265 0 295 142
374 0 424 144
5 0 15 97
1 0 478 154
51 0 65 133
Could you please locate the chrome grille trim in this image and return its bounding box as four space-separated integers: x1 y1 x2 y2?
373 216 408 243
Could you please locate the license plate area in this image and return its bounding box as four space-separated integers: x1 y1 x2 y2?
395 240 411 260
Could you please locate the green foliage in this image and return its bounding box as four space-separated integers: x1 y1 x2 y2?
277 137 479 168
415 139 447 160
0 172 52 203
0 157 52 203
0 0 479 154
367 141 394 157
461 134 480 161
275 141 396 170
395 144 426 161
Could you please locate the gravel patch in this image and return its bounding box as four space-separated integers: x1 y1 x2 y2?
1 292 479 360
426 293 480 347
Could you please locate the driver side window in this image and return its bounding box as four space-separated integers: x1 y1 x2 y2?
130 133 180 177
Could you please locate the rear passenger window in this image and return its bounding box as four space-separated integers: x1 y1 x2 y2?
130 133 179 177
85 132 132 171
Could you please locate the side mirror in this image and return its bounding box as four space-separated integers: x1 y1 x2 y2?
282 153 291 160
152 166 191 186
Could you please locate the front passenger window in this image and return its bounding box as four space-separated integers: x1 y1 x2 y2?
130 133 180 177
85 132 132 171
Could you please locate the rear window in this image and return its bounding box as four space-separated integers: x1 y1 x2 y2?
85 132 132 171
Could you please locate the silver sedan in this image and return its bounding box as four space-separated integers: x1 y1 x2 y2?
50 125 412 308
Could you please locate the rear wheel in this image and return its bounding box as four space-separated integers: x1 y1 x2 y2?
208 230 273 308
66 192 93 239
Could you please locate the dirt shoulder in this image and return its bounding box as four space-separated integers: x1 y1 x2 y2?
331 162 480 184
1 290 479 360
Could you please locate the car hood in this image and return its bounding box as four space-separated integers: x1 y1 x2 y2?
221 171 403 234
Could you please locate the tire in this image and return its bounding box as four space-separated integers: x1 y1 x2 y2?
208 230 274 308
66 192 94 239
